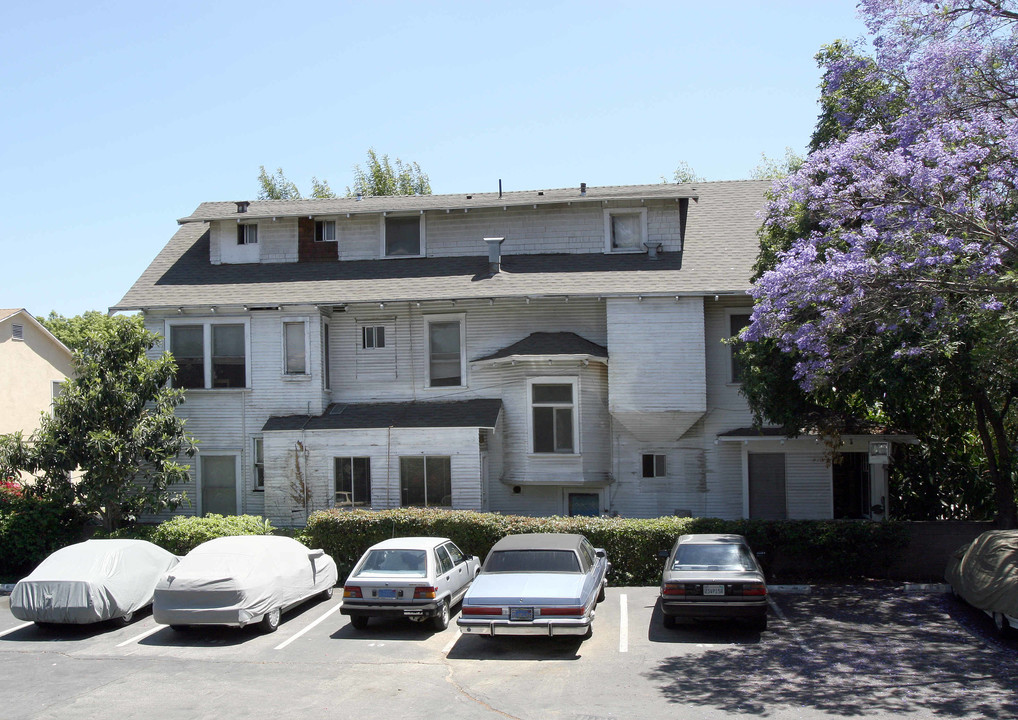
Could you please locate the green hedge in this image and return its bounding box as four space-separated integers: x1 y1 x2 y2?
101 514 274 555
297 508 911 585
0 487 86 582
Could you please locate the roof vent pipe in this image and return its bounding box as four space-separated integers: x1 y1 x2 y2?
356 192 363 201
484 236 506 275
235 201 250 213
580 182 587 196
644 241 663 260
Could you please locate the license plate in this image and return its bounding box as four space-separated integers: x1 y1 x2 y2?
509 607 534 621
377 588 397 599
703 585 725 596
403 609 423 616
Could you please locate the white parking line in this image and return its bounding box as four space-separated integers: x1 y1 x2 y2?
619 593 628 653
117 624 164 647
442 630 461 654
767 596 813 655
274 602 344 650
0 622 32 638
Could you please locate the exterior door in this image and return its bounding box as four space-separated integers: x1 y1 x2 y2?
748 453 787 520
201 455 238 516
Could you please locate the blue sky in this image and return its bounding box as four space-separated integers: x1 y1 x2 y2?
1 1 868 319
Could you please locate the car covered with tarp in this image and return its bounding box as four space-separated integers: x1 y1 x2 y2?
945 529 1018 637
10 539 178 626
152 535 337 633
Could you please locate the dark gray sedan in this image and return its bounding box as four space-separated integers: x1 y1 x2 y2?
659 533 768 631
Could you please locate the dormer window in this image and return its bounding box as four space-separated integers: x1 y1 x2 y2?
604 208 648 252
315 220 337 242
237 224 258 245
383 215 424 257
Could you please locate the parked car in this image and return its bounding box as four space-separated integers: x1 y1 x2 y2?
341 537 480 631
946 529 1018 638
10 539 178 626
153 535 337 633
658 533 768 632
457 533 610 639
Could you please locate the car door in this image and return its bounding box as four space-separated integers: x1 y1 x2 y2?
434 545 455 604
442 542 471 602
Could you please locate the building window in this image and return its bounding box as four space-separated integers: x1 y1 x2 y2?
283 321 307 375
315 220 336 242
253 438 264 491
604 208 647 252
426 316 464 387
642 454 666 478
323 323 331 390
167 320 248 389
729 313 751 383
530 379 577 454
362 326 386 349
51 380 65 402
383 215 424 257
237 224 258 245
400 456 451 507
335 457 371 507
11 323 24 341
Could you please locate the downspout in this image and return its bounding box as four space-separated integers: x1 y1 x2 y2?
386 425 393 508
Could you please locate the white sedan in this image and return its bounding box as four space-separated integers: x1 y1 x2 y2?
153 535 337 633
341 537 480 631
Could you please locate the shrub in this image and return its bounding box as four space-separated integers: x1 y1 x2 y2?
107 514 275 556
297 508 910 585
0 482 86 581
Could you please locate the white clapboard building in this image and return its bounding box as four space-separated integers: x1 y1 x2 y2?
114 181 894 526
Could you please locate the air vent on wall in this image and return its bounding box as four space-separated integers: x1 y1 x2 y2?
12 323 24 341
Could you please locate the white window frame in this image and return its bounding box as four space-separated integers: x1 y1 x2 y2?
603 208 648 253
424 313 466 389
51 380 65 403
322 322 331 391
399 455 452 508
164 317 252 390
362 325 386 349
237 223 258 245
527 376 580 455
252 437 264 492
334 456 372 507
281 317 311 376
642 453 667 478
726 309 752 384
197 451 242 516
380 213 426 258
314 219 337 242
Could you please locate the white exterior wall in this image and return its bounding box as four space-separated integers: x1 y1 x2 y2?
211 219 299 264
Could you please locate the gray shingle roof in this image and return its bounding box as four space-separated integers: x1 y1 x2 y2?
262 398 503 432
113 180 769 311
472 332 608 363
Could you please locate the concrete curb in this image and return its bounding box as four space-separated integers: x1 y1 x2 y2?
904 582 952 594
769 584 811 595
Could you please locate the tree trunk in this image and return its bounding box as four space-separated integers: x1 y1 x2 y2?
974 393 1018 528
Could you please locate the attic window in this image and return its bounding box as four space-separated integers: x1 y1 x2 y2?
237 224 258 245
12 323 24 341
315 220 337 242
604 208 648 253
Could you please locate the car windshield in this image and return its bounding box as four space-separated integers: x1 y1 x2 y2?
354 549 428 577
672 543 756 571
484 550 581 573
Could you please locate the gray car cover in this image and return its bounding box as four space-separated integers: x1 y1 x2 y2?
152 535 338 626
945 530 1018 619
10 539 179 624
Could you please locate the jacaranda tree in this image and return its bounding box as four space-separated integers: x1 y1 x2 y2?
744 0 1018 526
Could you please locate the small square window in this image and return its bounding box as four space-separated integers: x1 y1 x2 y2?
384 216 422 256
237 224 258 245
642 454 666 478
604 209 647 252
315 220 336 242
362 326 386 349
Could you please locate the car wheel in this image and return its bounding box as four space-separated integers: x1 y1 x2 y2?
258 607 281 634
432 599 450 631
350 615 370 630
597 583 606 604
993 612 1015 639
115 611 135 627
662 613 676 630
320 586 334 600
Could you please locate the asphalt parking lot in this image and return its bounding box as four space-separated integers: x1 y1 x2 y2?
1 586 1016 720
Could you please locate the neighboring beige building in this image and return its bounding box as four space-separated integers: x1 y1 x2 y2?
0 309 74 437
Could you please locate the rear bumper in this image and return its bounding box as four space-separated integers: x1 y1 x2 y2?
341 601 442 619
661 598 767 620
153 606 259 627
457 617 592 636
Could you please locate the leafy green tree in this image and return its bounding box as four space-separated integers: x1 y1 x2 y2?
257 166 304 200
40 310 128 351
0 315 197 531
748 148 804 181
346 148 431 197
666 161 705 183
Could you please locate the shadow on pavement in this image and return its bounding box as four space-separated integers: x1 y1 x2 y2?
644 589 1018 717
446 633 584 661
646 600 763 645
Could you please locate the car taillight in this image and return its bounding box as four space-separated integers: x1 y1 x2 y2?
662 583 686 596
413 586 437 600
741 583 767 596
462 606 502 616
343 585 362 598
539 607 584 616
